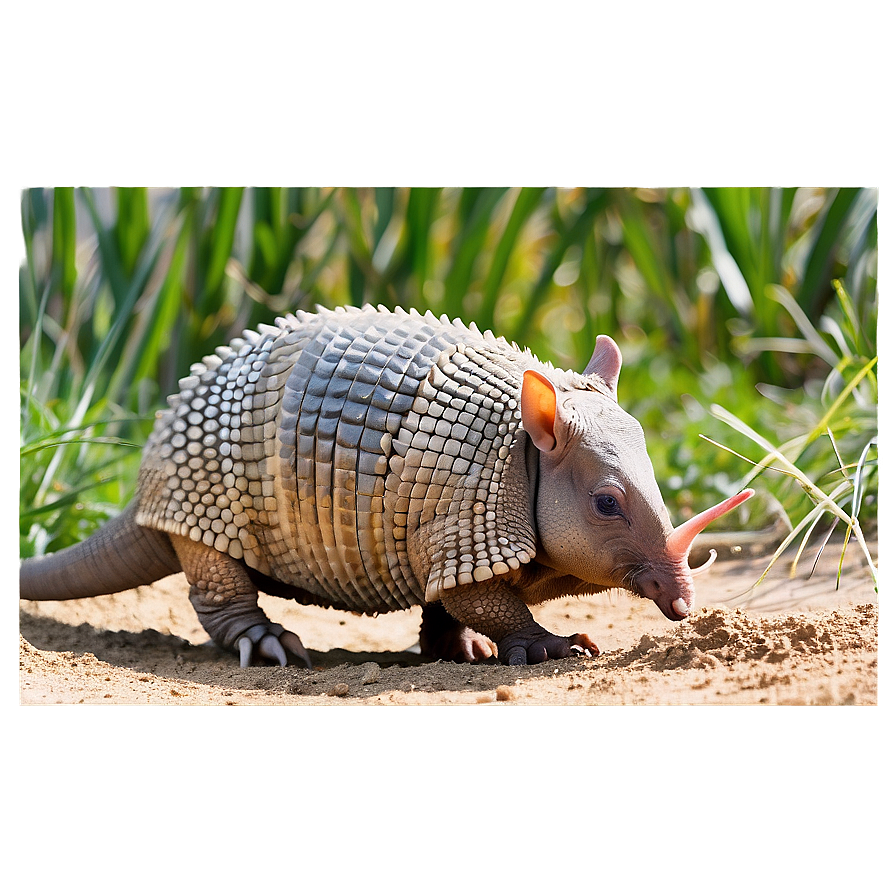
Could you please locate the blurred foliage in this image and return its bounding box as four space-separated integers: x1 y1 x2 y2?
20 187 877 559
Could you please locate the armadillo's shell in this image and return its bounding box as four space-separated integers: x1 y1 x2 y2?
135 305 540 613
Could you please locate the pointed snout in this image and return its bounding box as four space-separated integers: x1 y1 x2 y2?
636 489 753 622
634 560 697 621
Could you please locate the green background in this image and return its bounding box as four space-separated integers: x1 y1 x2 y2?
0 0 896 894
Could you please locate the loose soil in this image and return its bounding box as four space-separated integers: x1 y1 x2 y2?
19 539 877 705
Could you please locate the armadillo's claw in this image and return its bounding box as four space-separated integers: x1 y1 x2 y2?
235 623 313 668
569 632 601 657
466 634 499 662
279 630 314 669
258 634 288 666
498 623 600 666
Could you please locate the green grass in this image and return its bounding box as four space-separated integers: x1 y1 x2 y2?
705 279 877 585
20 187 878 568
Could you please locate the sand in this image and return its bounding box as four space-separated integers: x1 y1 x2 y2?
19 538 877 706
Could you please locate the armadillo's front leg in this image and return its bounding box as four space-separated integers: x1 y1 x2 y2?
439 582 599 666
170 534 312 668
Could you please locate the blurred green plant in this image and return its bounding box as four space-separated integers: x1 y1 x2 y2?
20 187 878 560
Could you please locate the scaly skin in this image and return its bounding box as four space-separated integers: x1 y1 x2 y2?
19 502 180 601
169 533 312 668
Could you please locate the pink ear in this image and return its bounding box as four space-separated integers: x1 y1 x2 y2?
520 370 558 452
583 335 622 398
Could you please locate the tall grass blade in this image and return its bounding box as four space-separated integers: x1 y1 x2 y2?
765 284 840 368
478 186 547 330
768 187 798 274
851 436 876 521
512 189 609 343
402 187 443 300
796 188 860 316
339 188 387 305
443 187 508 318
832 278 872 358
130 206 192 397
87 226 167 409
619 194 674 301
51 187 77 301
688 188 753 316
80 187 130 309
114 187 150 277
197 187 244 315
801 356 877 451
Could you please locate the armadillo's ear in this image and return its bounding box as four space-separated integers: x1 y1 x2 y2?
521 369 559 453
583 335 622 399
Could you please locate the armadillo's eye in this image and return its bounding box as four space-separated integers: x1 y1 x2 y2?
592 493 621 517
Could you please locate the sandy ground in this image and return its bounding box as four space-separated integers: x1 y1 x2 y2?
19 538 878 706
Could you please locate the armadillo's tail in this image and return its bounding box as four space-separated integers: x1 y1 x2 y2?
19 502 182 601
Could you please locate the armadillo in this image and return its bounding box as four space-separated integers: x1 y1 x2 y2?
20 305 752 667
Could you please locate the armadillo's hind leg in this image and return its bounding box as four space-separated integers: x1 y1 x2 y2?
169 534 312 668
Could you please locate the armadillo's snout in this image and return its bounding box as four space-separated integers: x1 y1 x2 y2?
649 489 754 622
635 566 695 621
657 586 694 621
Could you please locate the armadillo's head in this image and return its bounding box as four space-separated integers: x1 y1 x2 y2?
521 335 752 622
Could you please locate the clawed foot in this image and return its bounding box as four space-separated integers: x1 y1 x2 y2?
235 623 313 668
497 623 600 666
419 601 498 662
454 627 498 662
422 623 498 662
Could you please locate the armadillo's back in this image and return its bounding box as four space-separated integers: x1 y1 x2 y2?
136 306 538 612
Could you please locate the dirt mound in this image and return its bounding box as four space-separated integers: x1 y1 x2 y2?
613 604 878 672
